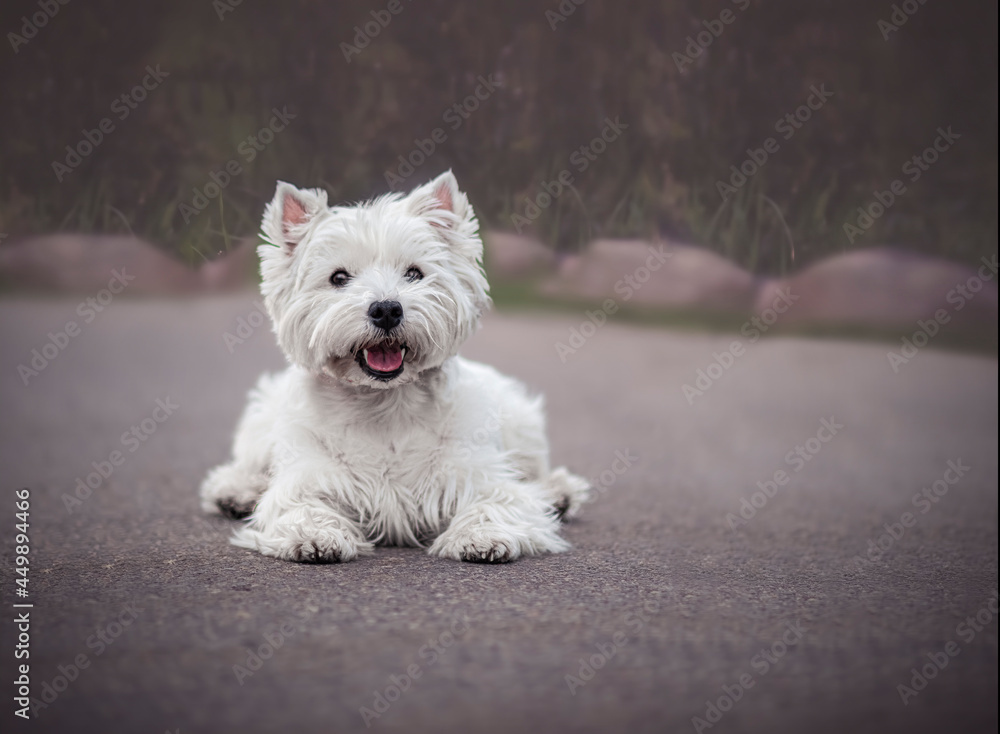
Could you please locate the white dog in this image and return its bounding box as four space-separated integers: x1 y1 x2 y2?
200 171 591 563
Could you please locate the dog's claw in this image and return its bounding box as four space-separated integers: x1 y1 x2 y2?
291 540 341 564
460 543 513 564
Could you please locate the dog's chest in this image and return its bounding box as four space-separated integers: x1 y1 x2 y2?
323 418 455 495
319 419 468 544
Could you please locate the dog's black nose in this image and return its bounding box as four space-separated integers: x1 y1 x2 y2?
368 300 403 331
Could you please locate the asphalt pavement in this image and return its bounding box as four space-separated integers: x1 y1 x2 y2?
0 293 996 734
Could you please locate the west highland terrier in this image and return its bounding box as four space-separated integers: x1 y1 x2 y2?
200 171 591 563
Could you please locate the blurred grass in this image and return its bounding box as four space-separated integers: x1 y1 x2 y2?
0 0 996 274
488 281 1000 357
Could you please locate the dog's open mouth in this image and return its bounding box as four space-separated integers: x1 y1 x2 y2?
355 341 407 380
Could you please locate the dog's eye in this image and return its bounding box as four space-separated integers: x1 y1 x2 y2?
330 270 351 287
404 267 424 283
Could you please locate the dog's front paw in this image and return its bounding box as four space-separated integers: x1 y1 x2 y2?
235 526 361 564
460 537 515 564
283 528 353 564
216 497 256 520
546 467 593 520
232 510 371 564
200 463 267 518
429 523 523 564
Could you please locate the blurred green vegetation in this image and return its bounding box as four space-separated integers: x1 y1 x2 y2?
0 0 996 273
488 280 999 356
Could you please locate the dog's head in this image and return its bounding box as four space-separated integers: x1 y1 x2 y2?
257 171 490 388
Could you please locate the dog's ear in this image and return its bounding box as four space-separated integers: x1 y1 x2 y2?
406 170 474 231
406 170 489 315
262 181 328 251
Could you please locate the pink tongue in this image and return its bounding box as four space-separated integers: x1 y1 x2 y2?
366 345 403 372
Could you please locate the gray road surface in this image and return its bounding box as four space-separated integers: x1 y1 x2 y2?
0 293 997 734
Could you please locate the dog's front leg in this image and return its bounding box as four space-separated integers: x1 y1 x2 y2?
231 452 372 563
428 480 569 563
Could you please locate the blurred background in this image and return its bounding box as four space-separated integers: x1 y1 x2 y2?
1 0 996 274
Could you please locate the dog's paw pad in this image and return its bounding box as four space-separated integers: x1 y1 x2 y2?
217 498 256 520
233 523 368 564
460 541 513 564
291 541 342 564
281 526 360 563
552 496 571 520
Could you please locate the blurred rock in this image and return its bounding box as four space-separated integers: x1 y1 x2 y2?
0 235 257 294
533 238 997 337
756 248 998 331
483 230 556 279
539 238 759 312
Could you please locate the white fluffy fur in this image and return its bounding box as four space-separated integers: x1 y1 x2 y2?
200 171 590 563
